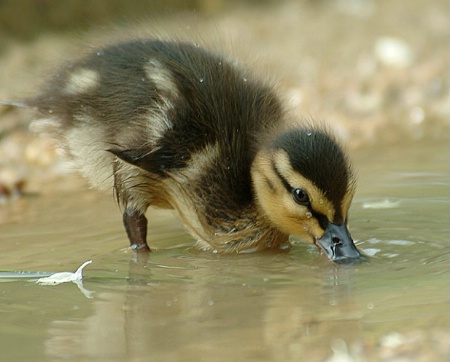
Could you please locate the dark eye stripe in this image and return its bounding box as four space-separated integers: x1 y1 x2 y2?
312 211 329 230
271 160 332 228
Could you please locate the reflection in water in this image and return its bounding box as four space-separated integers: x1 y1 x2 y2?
38 234 448 362
43 259 367 361
263 266 365 362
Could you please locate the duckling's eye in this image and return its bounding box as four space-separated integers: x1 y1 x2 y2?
292 188 310 206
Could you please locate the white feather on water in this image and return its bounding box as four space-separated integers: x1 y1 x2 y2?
36 260 94 298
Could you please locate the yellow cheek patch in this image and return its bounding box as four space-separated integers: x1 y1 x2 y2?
290 218 326 242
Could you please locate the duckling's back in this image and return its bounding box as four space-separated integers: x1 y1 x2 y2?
30 39 283 218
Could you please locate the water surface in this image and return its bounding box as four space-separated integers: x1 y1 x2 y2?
0 140 448 361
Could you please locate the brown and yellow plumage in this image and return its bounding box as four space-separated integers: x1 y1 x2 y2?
28 39 362 262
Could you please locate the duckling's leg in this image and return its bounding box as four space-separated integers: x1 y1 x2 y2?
123 208 151 252
112 162 151 252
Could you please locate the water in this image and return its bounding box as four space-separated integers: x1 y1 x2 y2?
0 140 448 361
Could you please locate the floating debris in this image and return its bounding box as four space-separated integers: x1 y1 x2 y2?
36 260 94 298
36 260 92 285
362 199 400 209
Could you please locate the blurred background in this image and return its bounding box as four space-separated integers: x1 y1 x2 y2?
0 0 448 195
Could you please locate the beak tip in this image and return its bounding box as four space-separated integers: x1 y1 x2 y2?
319 245 365 264
316 223 365 264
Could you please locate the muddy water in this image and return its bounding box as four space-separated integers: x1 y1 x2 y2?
0 140 448 362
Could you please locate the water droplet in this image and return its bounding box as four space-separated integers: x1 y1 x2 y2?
305 212 312 218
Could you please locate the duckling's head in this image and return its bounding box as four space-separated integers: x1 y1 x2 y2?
252 128 362 263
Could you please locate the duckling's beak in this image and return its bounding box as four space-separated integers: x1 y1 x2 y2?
317 223 363 263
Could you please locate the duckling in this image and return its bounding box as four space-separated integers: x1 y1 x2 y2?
27 39 362 262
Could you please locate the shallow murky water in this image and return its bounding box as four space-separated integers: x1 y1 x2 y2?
0 140 448 361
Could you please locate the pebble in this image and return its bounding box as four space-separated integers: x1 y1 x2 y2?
374 37 414 68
